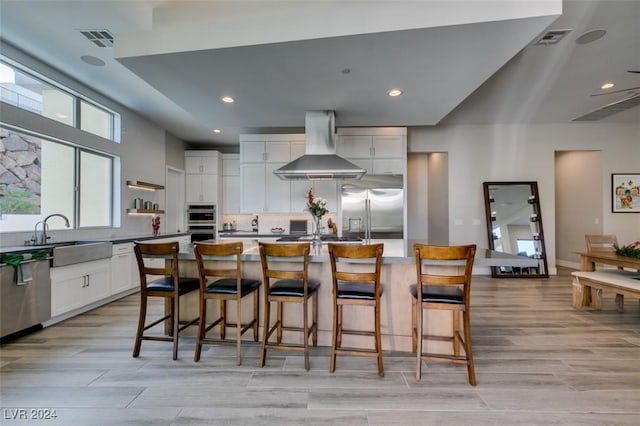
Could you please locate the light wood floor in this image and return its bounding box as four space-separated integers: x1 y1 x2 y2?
1 267 639 425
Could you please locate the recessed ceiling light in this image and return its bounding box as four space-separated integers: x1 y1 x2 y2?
576 29 606 45
221 96 235 103
600 82 615 90
388 89 403 97
213 129 221 133
80 55 105 67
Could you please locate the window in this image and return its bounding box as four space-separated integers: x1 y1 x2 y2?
80 100 113 140
79 150 112 227
0 57 120 142
0 127 116 232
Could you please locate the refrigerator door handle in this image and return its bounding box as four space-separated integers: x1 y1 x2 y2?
365 199 371 244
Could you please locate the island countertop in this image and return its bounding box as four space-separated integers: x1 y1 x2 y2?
175 238 541 353
179 238 539 268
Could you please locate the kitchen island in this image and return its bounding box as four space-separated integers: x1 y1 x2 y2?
175 239 539 353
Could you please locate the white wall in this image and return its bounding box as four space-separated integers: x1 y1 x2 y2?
409 122 640 274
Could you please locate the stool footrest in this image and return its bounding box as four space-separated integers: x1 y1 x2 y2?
421 352 469 364
334 347 380 356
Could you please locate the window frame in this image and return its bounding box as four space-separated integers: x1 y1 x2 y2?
0 55 121 143
0 124 117 231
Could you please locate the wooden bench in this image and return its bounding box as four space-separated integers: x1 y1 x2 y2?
572 270 640 312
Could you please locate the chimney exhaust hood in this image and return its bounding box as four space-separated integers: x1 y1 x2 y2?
273 110 366 180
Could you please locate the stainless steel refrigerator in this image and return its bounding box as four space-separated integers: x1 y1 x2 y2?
341 175 404 241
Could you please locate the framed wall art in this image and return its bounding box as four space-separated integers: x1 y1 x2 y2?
612 173 640 212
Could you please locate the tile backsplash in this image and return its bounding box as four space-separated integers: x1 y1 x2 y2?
222 213 337 235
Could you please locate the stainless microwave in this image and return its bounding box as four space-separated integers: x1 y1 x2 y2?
187 204 215 223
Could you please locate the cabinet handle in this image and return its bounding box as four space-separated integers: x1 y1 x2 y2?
86 275 90 287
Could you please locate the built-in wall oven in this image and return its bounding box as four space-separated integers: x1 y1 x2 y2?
187 204 216 242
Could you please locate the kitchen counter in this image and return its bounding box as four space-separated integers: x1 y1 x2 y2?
184 238 539 268
175 239 541 353
1 232 189 256
218 231 285 238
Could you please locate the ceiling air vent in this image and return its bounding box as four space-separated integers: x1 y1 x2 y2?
572 93 640 121
535 29 572 45
80 30 114 48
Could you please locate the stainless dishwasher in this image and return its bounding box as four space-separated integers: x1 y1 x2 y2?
1 258 51 339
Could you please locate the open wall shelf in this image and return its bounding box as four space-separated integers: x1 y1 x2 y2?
126 209 165 215
126 180 164 191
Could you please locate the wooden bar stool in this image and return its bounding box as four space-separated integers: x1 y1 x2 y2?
258 242 320 371
133 241 200 360
193 241 260 364
411 244 477 384
328 243 385 376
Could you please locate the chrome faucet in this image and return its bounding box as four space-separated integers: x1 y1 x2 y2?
35 213 71 244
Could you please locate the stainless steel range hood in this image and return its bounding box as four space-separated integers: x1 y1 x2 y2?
273 110 366 180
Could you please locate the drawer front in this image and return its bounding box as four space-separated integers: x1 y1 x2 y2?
112 243 133 256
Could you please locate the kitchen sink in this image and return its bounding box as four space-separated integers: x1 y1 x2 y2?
52 242 112 267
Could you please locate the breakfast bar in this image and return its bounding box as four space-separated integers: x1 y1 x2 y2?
175 240 539 353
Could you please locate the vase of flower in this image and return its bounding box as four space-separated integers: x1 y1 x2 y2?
306 188 328 241
152 215 160 237
312 215 322 240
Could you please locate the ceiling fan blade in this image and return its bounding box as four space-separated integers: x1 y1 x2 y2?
591 85 640 96
627 70 640 74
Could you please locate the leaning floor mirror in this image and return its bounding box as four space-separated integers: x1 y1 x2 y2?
483 181 549 278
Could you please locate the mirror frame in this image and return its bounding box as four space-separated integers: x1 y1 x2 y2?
483 181 549 278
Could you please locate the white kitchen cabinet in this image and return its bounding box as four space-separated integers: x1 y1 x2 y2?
291 141 305 159
110 243 137 294
372 158 405 175
336 135 372 158
240 162 292 213
222 154 240 176
239 135 305 213
222 154 240 214
266 162 291 211
348 158 405 175
51 259 111 317
372 135 404 157
186 174 218 203
240 163 267 213
185 150 221 204
240 141 292 163
185 151 219 174
222 175 240 214
337 132 406 175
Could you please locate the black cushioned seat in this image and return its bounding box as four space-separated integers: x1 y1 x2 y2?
206 277 261 296
270 279 320 297
409 284 462 304
337 282 383 300
147 276 200 293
